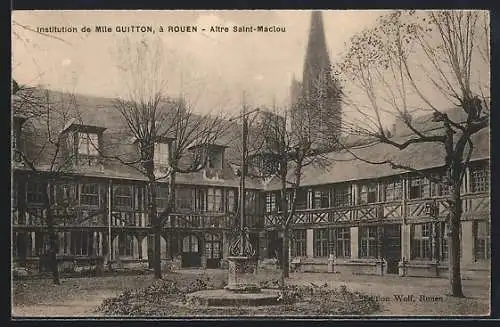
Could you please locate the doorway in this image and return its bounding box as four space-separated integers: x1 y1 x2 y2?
382 224 401 274
205 233 221 269
182 234 201 267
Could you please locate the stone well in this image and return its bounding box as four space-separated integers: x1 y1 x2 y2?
185 256 281 307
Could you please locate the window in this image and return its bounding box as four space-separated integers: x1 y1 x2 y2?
226 189 236 213
313 190 330 209
207 188 223 212
81 183 99 206
265 193 277 213
359 226 378 258
409 176 430 199
118 232 134 257
114 185 133 209
207 148 223 169
196 189 207 212
245 190 258 214
314 229 331 257
411 223 432 260
176 188 193 211
429 172 449 197
154 142 170 167
359 183 377 204
27 181 45 204
471 164 490 193
55 183 77 205
332 185 352 207
335 227 351 258
313 228 351 258
205 233 221 259
183 235 199 252
295 190 307 210
291 229 307 257
474 221 490 261
71 231 94 256
383 179 403 201
156 185 169 210
78 132 99 156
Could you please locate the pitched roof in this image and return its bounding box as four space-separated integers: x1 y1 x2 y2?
264 126 489 190
13 89 490 191
12 88 260 188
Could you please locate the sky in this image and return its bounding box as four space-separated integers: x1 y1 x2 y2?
12 10 387 115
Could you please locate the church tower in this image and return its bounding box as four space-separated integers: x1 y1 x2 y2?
291 11 342 148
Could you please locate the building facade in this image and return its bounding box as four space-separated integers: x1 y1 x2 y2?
11 11 489 278
12 95 490 278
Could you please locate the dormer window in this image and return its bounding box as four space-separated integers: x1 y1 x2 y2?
78 132 99 156
188 142 227 170
154 142 170 167
61 121 106 165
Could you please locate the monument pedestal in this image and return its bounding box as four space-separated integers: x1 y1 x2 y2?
224 256 260 293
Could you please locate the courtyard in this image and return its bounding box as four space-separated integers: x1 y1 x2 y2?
11 269 490 318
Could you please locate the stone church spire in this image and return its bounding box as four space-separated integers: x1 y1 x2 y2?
302 10 331 93
293 10 342 148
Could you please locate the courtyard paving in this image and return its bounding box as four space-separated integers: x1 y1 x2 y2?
11 269 490 318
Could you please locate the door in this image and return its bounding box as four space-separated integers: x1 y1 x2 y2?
383 224 401 274
182 234 201 267
205 233 221 269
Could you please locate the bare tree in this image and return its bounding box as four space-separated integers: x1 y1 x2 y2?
108 38 227 279
260 98 334 286
13 86 81 285
338 10 489 297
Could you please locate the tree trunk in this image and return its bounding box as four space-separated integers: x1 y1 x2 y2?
448 182 464 297
282 227 290 278
147 179 162 279
45 183 60 285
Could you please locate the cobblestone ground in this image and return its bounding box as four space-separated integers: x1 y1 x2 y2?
11 269 490 317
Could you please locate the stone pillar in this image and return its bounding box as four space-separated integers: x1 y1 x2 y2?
58 232 65 255
223 231 230 258
66 232 71 255
141 237 148 259
350 227 358 259
463 166 470 194
306 229 314 258
31 232 36 256
461 220 474 265
137 235 143 259
98 232 103 256
133 235 139 259
93 232 99 256
401 223 411 261
112 234 119 260
160 236 168 259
